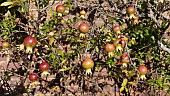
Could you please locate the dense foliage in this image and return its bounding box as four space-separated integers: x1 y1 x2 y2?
0 0 170 95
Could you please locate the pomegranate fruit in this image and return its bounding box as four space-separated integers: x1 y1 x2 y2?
133 14 139 24
113 25 121 36
127 6 136 19
121 37 128 48
56 4 65 16
114 39 123 52
114 39 121 46
121 40 126 48
138 65 148 80
1 41 9 49
116 61 122 65
79 23 90 38
121 52 129 67
29 73 40 87
23 35 37 53
39 61 50 77
80 10 86 18
105 43 115 57
82 58 94 75
29 73 38 82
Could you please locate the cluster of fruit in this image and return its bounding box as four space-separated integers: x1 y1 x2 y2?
78 5 148 80
0 4 149 90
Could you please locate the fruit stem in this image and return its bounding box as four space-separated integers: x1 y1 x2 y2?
134 20 138 24
108 52 114 58
41 71 50 78
116 31 122 36
116 44 123 52
140 74 146 80
29 81 40 88
122 62 127 67
26 46 33 53
86 69 92 75
80 15 85 19
129 14 134 19
80 33 86 38
58 13 63 17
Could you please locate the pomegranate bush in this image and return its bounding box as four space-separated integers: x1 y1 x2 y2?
0 0 170 95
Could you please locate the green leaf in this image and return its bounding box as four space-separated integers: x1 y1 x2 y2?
50 53 55 60
162 85 169 91
49 37 55 45
3 35 8 40
157 77 163 87
121 78 128 87
23 3 29 12
128 70 135 77
120 86 124 93
90 39 96 44
58 50 64 57
95 46 99 52
147 80 158 87
125 87 128 92
3 22 8 29
1 2 14 6
49 9 53 17
146 53 152 58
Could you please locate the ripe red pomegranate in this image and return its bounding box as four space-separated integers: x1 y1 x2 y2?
39 61 50 77
56 4 65 16
29 73 40 87
1 41 9 48
105 43 115 57
79 23 90 33
138 65 148 80
29 73 38 82
39 61 49 71
82 58 94 75
122 55 129 63
23 36 37 53
121 52 129 67
127 6 136 19
79 23 90 38
113 25 121 35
